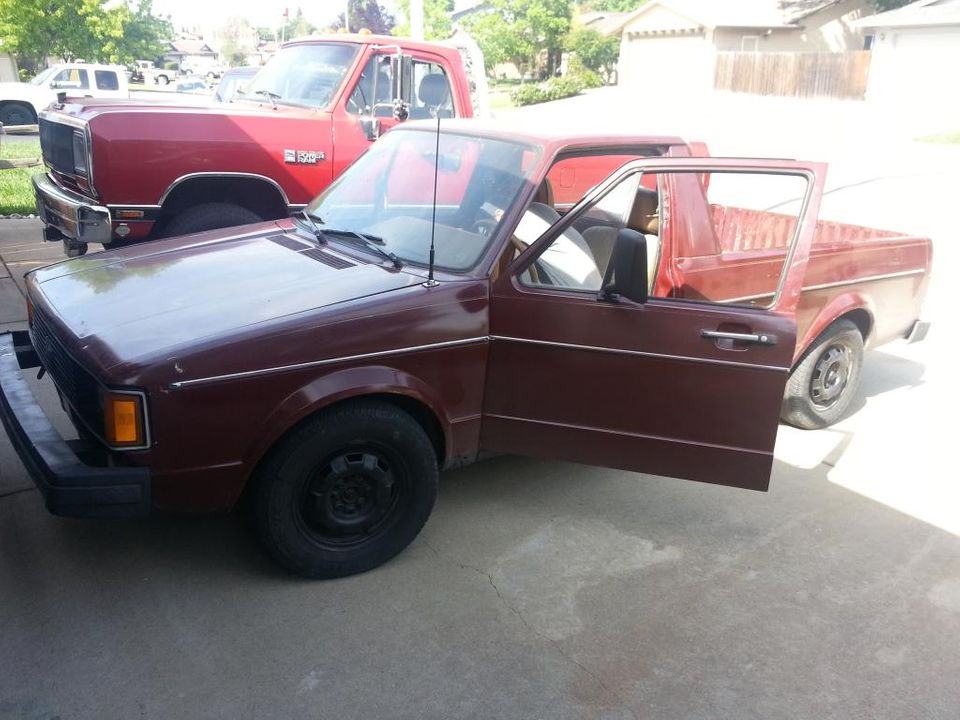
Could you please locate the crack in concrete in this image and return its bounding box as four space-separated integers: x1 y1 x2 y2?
0 486 36 501
423 540 639 720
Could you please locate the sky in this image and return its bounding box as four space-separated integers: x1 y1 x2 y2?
151 0 400 32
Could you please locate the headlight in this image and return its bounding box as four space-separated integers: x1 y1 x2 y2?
102 390 148 448
72 130 88 177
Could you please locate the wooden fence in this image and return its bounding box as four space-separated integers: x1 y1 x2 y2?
714 51 871 100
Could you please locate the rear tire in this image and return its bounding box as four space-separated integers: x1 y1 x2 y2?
157 202 262 238
781 319 864 430
252 401 439 578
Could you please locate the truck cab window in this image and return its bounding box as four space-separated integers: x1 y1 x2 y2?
94 71 119 91
347 55 394 117
409 63 453 119
53 68 89 90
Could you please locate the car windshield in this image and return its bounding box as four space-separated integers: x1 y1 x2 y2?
216 70 257 102
306 127 541 271
30 67 57 86
241 43 357 109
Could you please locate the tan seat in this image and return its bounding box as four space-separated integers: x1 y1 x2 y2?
628 187 661 291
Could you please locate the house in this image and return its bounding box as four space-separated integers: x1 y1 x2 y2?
578 11 632 37
854 0 960 128
611 0 872 94
0 53 17 83
164 40 219 70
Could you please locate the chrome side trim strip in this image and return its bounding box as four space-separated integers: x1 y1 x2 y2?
157 172 292 207
802 268 926 293
169 336 489 389
722 268 927 305
485 413 770 456
491 336 789 373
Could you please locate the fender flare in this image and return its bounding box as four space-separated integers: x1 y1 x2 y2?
796 291 875 365
242 364 454 474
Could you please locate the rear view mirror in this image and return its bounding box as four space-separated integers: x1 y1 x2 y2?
599 229 648 304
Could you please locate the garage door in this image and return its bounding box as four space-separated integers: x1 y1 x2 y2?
618 35 713 97
869 27 960 121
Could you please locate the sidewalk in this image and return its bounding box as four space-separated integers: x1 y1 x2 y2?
0 218 59 329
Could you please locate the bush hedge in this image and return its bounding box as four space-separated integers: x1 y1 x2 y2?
510 75 586 106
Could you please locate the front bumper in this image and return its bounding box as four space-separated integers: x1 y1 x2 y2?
0 332 150 518
32 172 112 245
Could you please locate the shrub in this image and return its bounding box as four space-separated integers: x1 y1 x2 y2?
163 61 178 70
510 75 585 106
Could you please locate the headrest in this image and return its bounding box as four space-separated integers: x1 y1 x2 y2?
418 73 450 107
628 187 660 235
533 177 554 207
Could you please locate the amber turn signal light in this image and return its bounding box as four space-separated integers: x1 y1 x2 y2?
102 391 146 447
116 210 144 220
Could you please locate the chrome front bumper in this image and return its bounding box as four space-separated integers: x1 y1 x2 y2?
32 172 112 245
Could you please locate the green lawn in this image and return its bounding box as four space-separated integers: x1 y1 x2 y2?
0 139 41 215
918 132 960 144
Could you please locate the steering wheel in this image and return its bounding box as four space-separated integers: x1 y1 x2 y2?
470 218 498 238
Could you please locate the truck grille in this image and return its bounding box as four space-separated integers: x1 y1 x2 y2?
39 118 77 179
30 308 104 438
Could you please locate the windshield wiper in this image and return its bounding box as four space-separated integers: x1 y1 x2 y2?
292 210 326 244
252 89 280 109
323 228 403 269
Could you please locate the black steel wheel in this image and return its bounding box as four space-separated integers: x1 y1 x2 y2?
781 319 864 430
253 401 438 578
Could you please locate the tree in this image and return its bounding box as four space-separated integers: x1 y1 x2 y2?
565 25 619 82
333 0 396 34
0 0 172 69
465 0 573 78
256 26 276 42
578 0 646 11
220 17 256 67
279 8 316 42
393 0 454 40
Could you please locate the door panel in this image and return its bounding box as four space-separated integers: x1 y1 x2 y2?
481 158 824 491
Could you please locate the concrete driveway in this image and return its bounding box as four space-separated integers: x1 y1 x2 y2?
1 90 959 719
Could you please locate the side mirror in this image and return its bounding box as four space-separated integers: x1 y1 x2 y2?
389 52 412 121
361 116 380 141
599 229 648 304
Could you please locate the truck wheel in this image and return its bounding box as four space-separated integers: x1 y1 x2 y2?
157 74 170 85
0 102 37 126
253 401 439 578
158 202 262 237
781 319 864 430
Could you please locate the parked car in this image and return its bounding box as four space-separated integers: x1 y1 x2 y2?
0 122 931 578
128 60 155 83
143 66 177 85
212 66 259 103
181 60 228 81
0 63 128 126
32 35 480 256
175 78 210 95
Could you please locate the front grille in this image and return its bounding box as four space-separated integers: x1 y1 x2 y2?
31 308 103 438
39 118 77 178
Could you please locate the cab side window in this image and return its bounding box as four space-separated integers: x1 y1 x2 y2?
53 68 89 90
94 70 119 91
409 62 453 119
347 55 394 117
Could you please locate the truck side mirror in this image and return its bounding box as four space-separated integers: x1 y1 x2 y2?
389 52 413 121
599 229 648 304
361 117 381 141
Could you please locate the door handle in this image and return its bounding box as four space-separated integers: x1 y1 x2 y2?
701 330 778 346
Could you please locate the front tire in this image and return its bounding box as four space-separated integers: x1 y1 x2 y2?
157 202 262 238
781 319 864 430
253 401 439 578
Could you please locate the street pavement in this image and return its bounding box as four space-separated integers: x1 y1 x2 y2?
1 91 958 719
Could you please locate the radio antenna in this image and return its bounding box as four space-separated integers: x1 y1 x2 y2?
424 113 441 288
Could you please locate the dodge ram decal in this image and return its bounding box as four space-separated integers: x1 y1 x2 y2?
284 149 326 164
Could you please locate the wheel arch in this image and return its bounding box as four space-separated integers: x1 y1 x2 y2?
0 100 39 123
238 366 453 503
795 294 874 367
156 173 290 230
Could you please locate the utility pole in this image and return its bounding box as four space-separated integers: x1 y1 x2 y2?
410 0 424 40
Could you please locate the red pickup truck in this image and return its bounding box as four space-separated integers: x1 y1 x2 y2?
0 122 931 578
31 35 476 257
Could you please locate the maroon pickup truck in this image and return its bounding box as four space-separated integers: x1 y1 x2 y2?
0 122 931 578
31 35 476 257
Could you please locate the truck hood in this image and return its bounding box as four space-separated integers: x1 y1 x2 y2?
53 96 319 121
31 223 422 369
0 81 52 108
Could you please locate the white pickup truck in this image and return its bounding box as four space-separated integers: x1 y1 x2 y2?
0 63 128 126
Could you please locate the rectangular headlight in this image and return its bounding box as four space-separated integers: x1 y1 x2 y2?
102 390 147 448
72 130 88 177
